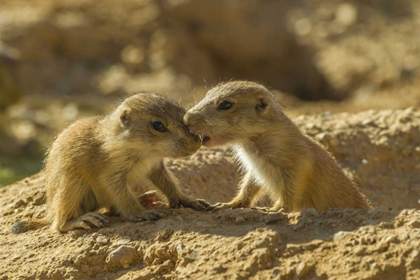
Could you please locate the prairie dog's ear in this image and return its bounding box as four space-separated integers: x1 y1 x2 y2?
120 109 131 127
255 97 268 112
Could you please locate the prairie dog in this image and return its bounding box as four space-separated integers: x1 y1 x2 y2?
184 81 371 212
12 93 209 233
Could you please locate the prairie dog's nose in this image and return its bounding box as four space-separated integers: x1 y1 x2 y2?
183 111 194 125
184 109 205 128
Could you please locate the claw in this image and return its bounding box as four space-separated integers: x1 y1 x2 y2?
79 221 91 230
176 197 212 211
128 210 167 223
197 198 212 208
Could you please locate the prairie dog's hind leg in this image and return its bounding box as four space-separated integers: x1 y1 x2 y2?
51 181 104 232
59 212 108 232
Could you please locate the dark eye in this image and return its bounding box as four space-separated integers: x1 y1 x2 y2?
218 100 233 110
152 121 167 132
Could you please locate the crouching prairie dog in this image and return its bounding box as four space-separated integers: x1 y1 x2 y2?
184 81 371 212
12 93 210 233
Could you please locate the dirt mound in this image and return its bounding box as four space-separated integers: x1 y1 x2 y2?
1 109 419 279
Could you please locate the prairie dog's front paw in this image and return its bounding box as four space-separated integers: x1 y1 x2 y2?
127 210 167 222
206 202 235 212
207 200 251 212
180 197 212 211
169 196 212 211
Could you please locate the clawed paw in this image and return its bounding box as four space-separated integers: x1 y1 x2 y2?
206 202 234 212
182 198 212 211
62 212 109 231
127 210 167 223
169 197 212 211
251 206 285 213
206 201 250 212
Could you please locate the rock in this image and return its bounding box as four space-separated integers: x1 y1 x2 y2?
96 236 108 245
155 230 173 241
383 235 397 244
407 219 420 229
296 261 312 278
176 243 185 255
335 3 357 27
153 260 173 274
362 118 373 126
116 236 131 245
168 0 336 100
302 208 320 218
333 231 350 241
354 246 366 256
175 215 184 222
265 213 284 224
185 251 199 261
105 245 138 268
235 215 246 224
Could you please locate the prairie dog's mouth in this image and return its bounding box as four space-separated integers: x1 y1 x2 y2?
199 134 211 144
192 130 217 146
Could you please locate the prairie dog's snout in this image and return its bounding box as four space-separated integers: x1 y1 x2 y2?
184 109 204 128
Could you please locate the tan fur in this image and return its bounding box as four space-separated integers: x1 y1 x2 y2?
12 93 209 233
184 81 371 212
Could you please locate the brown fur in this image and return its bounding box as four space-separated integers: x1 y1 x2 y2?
184 81 371 212
12 93 209 233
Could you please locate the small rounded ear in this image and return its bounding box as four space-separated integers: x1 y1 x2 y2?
120 109 131 127
256 97 268 112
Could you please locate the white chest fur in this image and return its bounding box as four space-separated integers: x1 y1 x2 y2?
126 157 160 188
233 145 280 192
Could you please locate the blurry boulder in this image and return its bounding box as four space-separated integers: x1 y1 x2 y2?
0 44 25 157
161 0 336 101
0 44 21 110
288 0 416 98
2 0 416 103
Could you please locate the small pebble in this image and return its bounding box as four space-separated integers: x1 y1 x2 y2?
96 235 108 245
176 243 185 255
384 235 397 244
296 261 311 278
407 219 420 229
106 245 138 267
116 236 131 245
235 215 246 224
333 231 350 241
302 208 320 218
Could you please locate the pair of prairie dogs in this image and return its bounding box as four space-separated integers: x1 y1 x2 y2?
13 81 370 234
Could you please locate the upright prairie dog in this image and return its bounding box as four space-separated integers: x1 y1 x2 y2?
184 81 371 212
12 93 209 233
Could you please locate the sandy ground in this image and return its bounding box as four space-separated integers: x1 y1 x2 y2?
1 109 419 279
1 1 420 279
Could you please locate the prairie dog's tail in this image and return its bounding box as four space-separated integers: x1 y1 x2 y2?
11 219 49 234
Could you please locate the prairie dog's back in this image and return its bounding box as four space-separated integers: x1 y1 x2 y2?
45 118 105 196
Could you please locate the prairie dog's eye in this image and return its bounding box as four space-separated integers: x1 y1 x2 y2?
218 100 233 110
152 121 167 132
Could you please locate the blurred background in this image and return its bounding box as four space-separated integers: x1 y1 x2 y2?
0 0 419 186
